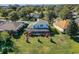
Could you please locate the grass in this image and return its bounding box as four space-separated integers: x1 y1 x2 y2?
12 33 79 54
10 25 79 54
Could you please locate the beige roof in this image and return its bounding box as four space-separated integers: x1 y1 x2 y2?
54 20 69 29
0 21 24 31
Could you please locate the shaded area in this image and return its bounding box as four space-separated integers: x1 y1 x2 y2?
49 26 59 36
50 38 56 44
10 24 28 39
72 36 79 43
37 38 43 44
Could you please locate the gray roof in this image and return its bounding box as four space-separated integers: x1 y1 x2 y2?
75 18 79 24
26 12 40 18
0 21 24 31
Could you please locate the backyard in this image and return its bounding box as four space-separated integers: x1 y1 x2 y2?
0 4 79 54
12 32 79 54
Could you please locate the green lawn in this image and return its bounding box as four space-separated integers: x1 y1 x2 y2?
12 33 79 54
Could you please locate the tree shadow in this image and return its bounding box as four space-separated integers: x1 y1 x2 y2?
50 38 56 44
12 24 28 39
12 29 24 39
37 39 43 44
30 35 46 37
71 36 79 43
49 26 59 36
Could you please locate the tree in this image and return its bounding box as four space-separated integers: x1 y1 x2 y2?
18 8 27 18
2 47 8 54
18 7 35 20
48 10 57 23
6 9 14 13
65 20 78 37
0 9 8 20
8 4 20 10
58 5 71 19
0 32 14 54
1 31 10 41
0 33 4 50
9 11 19 21
39 11 44 18
64 11 73 19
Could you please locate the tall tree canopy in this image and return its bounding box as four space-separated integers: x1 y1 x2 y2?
9 11 19 21
0 32 14 54
65 20 78 37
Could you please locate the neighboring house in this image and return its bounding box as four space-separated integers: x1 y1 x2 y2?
26 13 40 19
75 18 79 31
26 11 40 19
0 21 26 35
25 19 50 36
53 19 69 32
75 18 79 26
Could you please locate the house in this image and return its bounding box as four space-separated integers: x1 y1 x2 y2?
75 18 79 31
26 13 40 19
53 19 69 32
26 11 40 19
0 21 26 35
75 18 79 26
25 19 50 36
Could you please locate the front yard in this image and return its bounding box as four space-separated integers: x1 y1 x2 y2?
12 33 79 54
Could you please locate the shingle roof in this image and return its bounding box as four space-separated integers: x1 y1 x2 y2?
75 18 79 24
27 19 48 29
75 18 79 27
0 21 24 31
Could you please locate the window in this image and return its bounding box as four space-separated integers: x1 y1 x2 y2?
33 25 39 29
40 24 43 27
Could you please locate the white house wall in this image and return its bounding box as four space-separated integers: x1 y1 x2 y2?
53 23 64 32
